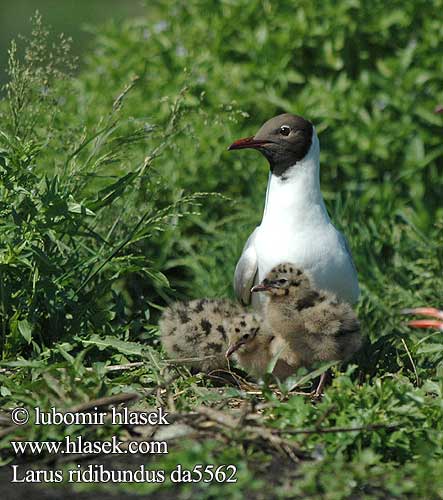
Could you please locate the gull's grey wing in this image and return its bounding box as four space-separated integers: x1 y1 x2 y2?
234 227 259 306
340 232 357 272
338 231 360 302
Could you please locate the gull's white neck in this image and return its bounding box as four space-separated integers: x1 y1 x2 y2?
262 131 330 229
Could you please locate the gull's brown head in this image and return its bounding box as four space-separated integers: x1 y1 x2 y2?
228 113 314 177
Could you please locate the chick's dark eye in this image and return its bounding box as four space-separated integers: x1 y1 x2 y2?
279 125 290 136
242 333 250 340
279 278 287 284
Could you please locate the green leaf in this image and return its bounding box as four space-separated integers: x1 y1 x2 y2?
17 319 32 344
81 335 145 356
89 171 138 211
284 361 338 392
67 202 95 216
1 386 12 396
0 359 45 368
417 344 443 355
266 343 287 374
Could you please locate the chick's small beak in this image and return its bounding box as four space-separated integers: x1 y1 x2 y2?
225 342 242 358
251 283 270 293
228 136 269 151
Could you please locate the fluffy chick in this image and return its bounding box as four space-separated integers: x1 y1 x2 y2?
160 299 296 380
225 312 296 379
159 298 243 372
251 263 361 371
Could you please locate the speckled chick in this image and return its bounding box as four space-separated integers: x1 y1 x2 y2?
159 298 243 372
225 312 297 380
251 263 362 369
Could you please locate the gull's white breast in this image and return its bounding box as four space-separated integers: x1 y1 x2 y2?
255 221 359 304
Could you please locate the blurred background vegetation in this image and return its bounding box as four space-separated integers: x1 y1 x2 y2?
1 0 443 497
0 0 145 83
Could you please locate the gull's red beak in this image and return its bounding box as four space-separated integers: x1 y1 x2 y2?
402 307 443 330
228 136 269 151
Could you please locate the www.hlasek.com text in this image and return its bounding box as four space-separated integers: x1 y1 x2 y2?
11 435 168 455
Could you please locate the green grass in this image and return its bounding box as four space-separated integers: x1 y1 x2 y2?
1 2 443 498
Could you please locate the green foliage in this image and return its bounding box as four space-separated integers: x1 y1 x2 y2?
1 1 443 498
0 14 214 358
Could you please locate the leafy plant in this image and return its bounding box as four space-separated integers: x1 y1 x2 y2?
0 14 214 359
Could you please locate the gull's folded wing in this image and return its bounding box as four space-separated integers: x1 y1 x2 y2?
338 231 360 302
234 227 259 306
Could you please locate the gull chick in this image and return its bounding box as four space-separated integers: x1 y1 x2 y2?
160 299 296 380
159 298 243 372
225 313 296 379
251 263 362 394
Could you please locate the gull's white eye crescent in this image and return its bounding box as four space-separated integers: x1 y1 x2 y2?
279 125 291 136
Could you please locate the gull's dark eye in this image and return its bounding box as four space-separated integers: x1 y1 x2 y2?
279 278 288 284
279 125 290 136
242 333 250 340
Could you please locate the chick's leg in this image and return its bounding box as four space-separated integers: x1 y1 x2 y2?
312 371 329 399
